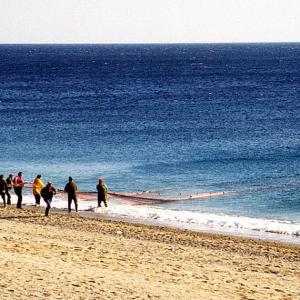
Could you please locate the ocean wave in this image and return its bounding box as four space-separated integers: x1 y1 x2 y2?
95 204 300 237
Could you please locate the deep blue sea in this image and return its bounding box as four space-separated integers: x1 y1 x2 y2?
0 44 300 241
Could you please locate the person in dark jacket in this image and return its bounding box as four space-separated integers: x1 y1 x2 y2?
5 174 14 205
41 182 56 216
0 175 7 207
64 177 78 212
96 178 108 207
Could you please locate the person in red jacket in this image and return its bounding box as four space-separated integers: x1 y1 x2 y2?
14 172 24 209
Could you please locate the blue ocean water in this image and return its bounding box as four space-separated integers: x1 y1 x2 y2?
0 44 300 238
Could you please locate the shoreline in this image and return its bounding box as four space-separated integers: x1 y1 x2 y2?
83 209 300 246
6 204 300 253
4 187 300 245
6 199 300 246
1 206 300 299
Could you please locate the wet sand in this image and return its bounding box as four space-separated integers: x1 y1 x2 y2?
0 206 299 299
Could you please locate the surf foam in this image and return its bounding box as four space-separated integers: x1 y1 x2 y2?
16 193 300 240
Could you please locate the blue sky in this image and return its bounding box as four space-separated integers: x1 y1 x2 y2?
0 0 299 43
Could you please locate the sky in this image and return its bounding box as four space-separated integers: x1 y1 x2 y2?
0 0 299 43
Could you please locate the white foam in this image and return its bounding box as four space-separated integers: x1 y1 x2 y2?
102 204 300 237
14 193 300 239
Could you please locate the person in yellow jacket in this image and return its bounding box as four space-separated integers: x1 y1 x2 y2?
32 174 45 206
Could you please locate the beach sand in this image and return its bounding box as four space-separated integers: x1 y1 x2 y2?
0 206 299 299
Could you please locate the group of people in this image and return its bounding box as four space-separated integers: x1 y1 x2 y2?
0 172 109 216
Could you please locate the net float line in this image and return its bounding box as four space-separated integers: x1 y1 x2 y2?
61 191 228 203
22 182 300 203
70 183 300 203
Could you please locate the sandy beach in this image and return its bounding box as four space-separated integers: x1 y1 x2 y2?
0 206 299 300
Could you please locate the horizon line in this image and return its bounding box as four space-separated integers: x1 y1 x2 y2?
0 41 300 45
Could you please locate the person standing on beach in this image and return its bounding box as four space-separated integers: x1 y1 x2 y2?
14 172 25 209
32 175 45 206
5 174 14 205
0 175 7 207
41 181 56 216
64 177 78 212
96 178 108 207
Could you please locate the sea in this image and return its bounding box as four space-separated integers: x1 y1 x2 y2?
0 43 300 243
